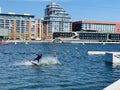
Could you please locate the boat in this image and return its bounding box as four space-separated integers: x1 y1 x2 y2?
53 38 63 43
0 41 8 45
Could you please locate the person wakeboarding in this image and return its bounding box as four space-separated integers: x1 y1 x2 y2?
33 53 42 63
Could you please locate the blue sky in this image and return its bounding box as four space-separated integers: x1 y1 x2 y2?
0 0 120 22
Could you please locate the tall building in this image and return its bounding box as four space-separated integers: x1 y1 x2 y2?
35 19 43 40
72 20 120 33
44 2 72 39
0 13 37 40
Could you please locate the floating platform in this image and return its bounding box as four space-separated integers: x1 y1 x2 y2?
88 51 120 64
88 51 120 55
105 52 120 63
88 51 106 55
103 79 120 90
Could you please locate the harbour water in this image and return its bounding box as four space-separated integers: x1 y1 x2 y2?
0 42 120 90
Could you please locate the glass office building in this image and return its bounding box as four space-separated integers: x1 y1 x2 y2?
44 2 72 38
0 13 35 40
72 20 120 33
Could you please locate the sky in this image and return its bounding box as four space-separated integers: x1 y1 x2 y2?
0 0 120 22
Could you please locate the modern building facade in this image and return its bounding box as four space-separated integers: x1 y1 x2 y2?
53 32 120 42
44 2 72 39
35 19 43 40
53 32 76 39
0 13 41 40
0 28 8 40
72 20 120 33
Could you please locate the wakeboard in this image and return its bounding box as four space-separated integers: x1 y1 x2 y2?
29 60 40 65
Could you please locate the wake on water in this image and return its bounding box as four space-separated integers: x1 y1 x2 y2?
14 56 61 66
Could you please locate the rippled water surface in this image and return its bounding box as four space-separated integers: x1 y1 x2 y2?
0 42 120 90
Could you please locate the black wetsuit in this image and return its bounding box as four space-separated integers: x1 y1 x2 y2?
33 54 42 63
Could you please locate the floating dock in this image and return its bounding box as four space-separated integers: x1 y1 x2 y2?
88 51 120 64
103 79 120 90
88 51 120 55
88 51 106 55
105 52 120 63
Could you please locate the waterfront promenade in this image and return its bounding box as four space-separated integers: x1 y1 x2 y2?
5 39 120 44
